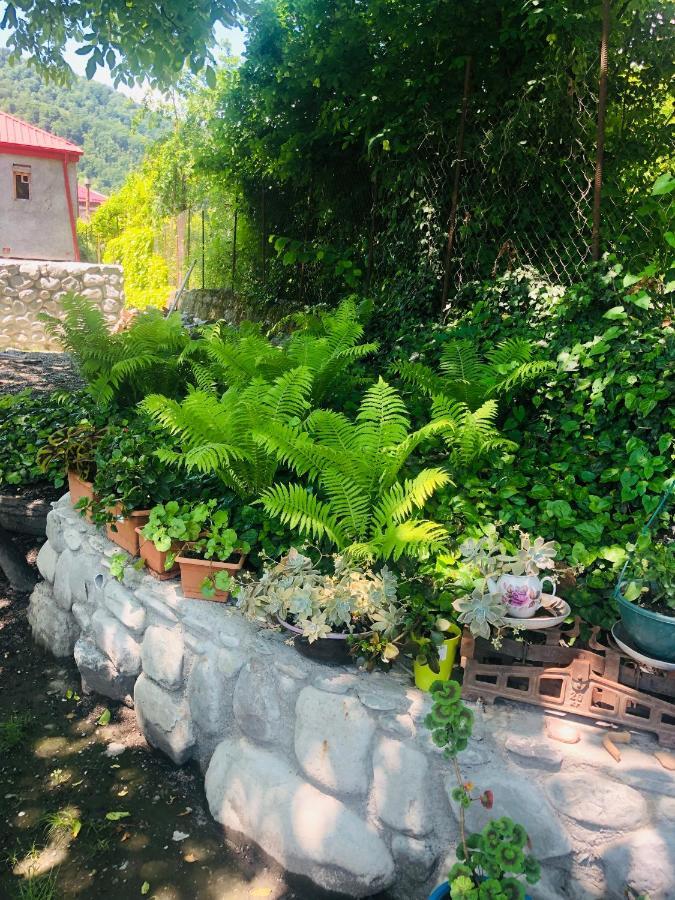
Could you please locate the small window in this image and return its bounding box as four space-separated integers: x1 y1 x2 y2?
13 165 31 200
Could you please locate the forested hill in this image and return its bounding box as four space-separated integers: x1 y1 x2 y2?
0 49 166 193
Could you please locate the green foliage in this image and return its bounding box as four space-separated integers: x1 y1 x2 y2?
0 1 244 88
622 535 675 616
140 500 209 553
0 712 32 752
0 49 165 193
40 296 191 406
188 0 672 317
90 414 218 520
449 818 541 899
90 167 172 308
396 338 554 411
192 507 246 559
414 263 675 629
424 680 474 757
257 378 450 561
0 389 104 489
425 682 540 899
141 366 315 498
190 297 378 406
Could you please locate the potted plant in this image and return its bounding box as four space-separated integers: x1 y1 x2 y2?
238 548 402 665
36 422 107 521
399 597 462 691
90 416 208 556
616 537 675 663
175 508 249 601
137 500 213 579
450 532 558 639
426 680 540 899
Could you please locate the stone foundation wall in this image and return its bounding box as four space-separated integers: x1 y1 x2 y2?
28 496 675 900
0 260 124 350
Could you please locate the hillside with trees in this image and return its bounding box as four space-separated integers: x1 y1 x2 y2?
0 49 166 192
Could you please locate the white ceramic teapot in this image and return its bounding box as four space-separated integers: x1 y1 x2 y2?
497 573 557 619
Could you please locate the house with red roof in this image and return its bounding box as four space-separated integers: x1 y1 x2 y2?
0 110 82 261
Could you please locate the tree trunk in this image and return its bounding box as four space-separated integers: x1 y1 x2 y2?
0 525 37 592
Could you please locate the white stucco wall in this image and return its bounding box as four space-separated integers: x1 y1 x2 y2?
0 152 79 261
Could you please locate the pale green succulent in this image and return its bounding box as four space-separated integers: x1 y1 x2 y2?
453 588 507 639
237 548 402 644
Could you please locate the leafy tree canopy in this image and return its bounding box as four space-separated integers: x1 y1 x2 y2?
0 0 249 86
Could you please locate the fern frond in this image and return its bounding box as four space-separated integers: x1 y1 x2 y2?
373 468 451 529
393 360 445 397
261 483 347 546
374 518 449 560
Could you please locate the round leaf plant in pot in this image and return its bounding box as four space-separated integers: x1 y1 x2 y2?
238 549 402 667
137 500 213 580
176 508 248 602
616 538 675 663
90 416 199 556
425 680 540 900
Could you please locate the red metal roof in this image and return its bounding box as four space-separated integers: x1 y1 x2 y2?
0 109 83 156
77 184 108 204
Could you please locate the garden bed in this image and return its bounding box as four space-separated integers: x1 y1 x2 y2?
25 496 675 899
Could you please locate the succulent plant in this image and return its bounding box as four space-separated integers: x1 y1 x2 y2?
425 681 541 899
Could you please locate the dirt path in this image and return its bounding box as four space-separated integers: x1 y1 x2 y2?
0 351 83 395
0 539 352 900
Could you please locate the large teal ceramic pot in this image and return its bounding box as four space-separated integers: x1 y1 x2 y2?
617 586 675 663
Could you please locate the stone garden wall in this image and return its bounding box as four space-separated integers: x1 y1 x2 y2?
28 495 675 900
0 260 124 350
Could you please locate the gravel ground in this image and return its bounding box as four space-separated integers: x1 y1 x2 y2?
0 351 83 395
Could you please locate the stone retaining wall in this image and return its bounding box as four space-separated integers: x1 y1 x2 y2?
0 260 124 350
28 496 675 899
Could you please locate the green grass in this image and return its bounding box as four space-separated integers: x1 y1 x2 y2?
14 870 58 900
0 713 32 752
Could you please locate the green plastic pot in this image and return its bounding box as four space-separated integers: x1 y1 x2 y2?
617 588 675 663
413 624 462 691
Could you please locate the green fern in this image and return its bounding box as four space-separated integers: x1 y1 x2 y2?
185 298 378 406
394 335 552 464
40 295 191 406
256 378 450 562
141 367 315 498
396 337 553 410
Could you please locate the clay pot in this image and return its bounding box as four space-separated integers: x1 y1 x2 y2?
106 504 150 555
135 527 183 580
67 470 95 522
175 552 245 601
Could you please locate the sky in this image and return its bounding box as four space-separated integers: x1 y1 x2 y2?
1 23 247 103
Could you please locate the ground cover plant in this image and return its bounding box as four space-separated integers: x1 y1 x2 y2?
0 390 105 491
391 262 674 629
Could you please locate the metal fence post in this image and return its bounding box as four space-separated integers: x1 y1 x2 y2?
592 0 611 261
231 201 239 292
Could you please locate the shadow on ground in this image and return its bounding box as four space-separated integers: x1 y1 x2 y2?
0 536 390 900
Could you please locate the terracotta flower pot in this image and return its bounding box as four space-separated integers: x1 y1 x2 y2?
175 553 245 602
106 504 150 556
67 470 95 522
135 527 183 580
